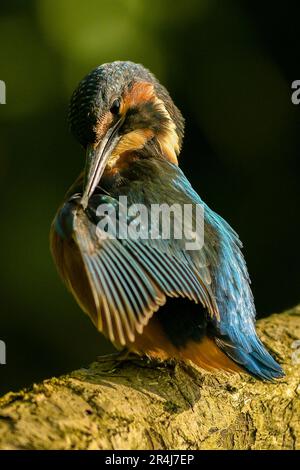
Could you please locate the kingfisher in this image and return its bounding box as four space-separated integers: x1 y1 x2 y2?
50 61 283 380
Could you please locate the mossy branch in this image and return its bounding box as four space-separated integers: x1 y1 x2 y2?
0 306 300 450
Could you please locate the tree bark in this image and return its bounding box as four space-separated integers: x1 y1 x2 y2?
0 306 299 450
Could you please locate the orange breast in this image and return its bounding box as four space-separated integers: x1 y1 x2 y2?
50 222 98 326
128 316 241 373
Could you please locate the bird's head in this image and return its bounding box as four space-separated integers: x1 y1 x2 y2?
68 61 185 208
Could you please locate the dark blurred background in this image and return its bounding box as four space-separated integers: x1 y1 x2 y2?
0 0 299 395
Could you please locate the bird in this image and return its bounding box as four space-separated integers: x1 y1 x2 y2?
50 60 284 380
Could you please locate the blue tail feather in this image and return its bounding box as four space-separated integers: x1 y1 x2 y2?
215 333 284 380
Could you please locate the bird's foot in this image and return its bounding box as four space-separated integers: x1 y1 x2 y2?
127 355 176 370
96 351 176 373
96 351 125 363
96 349 140 372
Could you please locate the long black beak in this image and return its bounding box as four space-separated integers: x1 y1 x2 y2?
81 118 124 209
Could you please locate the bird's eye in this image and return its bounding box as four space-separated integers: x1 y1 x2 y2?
110 99 121 115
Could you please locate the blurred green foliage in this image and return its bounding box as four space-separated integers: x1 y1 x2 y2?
0 0 299 394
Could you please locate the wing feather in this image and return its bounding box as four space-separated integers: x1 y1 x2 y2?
72 202 217 345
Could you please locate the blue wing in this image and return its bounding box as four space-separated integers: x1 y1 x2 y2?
55 159 283 379
65 191 219 347
172 165 284 379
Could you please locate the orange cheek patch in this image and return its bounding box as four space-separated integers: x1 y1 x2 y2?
111 128 154 158
157 132 179 165
121 81 155 113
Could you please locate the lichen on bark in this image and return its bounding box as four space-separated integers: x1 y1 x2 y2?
0 306 299 450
